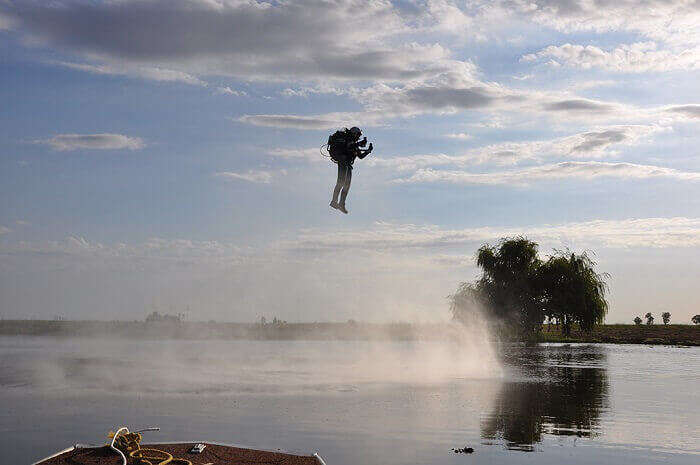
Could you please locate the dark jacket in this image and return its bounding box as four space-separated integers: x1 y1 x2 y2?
343 136 372 166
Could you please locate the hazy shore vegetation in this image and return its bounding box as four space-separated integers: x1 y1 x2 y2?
0 320 697 345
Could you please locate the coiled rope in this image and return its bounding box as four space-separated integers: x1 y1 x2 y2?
320 143 336 163
111 428 192 465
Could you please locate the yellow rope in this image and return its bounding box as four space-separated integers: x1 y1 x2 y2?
112 431 192 465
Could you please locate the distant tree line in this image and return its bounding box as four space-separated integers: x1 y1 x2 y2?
450 237 609 337
145 311 184 323
634 312 700 325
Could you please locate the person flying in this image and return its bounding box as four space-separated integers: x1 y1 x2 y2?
327 126 373 214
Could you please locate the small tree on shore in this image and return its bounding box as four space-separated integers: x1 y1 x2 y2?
692 315 700 325
634 316 642 325
645 312 654 325
661 312 671 325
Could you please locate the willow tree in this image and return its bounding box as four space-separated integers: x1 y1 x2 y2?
537 251 609 336
451 238 609 338
451 237 543 335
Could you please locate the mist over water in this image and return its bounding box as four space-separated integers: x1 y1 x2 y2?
2 337 698 465
0 326 501 395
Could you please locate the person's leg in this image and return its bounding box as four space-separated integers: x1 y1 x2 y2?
331 163 345 205
339 165 352 207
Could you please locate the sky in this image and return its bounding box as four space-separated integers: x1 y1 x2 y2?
1 0 700 324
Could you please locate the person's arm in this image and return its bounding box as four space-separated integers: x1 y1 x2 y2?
348 137 367 150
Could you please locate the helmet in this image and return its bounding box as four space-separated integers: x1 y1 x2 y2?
348 126 362 136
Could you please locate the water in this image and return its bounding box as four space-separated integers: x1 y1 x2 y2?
0 337 698 464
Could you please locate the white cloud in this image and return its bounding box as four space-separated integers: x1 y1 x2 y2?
39 133 144 151
502 0 700 46
280 88 312 98
240 73 638 129
1 1 463 84
216 86 246 96
543 98 616 113
10 1 652 127
3 0 698 134
236 114 345 130
569 80 617 91
272 124 664 173
215 170 275 184
0 226 10 235
395 161 700 186
665 105 700 119
365 125 664 170
286 217 700 251
523 42 700 72
445 132 473 140
57 61 207 86
242 63 532 128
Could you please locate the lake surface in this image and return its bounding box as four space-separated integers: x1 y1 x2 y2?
0 337 698 464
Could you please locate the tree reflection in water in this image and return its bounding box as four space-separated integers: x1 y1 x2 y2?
481 345 609 451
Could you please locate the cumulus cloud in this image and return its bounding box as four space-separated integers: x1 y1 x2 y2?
7 0 645 126
38 133 144 151
523 42 700 72
353 71 507 117
665 105 700 119
395 161 700 186
0 0 463 84
506 0 700 79
240 67 642 128
238 79 510 129
2 0 698 132
215 170 275 184
6 0 666 129
502 0 700 46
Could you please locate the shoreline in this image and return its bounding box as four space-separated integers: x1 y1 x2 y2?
0 320 697 346
536 323 699 346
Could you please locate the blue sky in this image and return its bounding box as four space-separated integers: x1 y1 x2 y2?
1 1 700 323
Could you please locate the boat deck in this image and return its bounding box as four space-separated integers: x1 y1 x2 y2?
35 442 324 465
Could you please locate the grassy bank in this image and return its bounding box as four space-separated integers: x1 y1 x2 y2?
537 324 699 346
0 320 697 345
